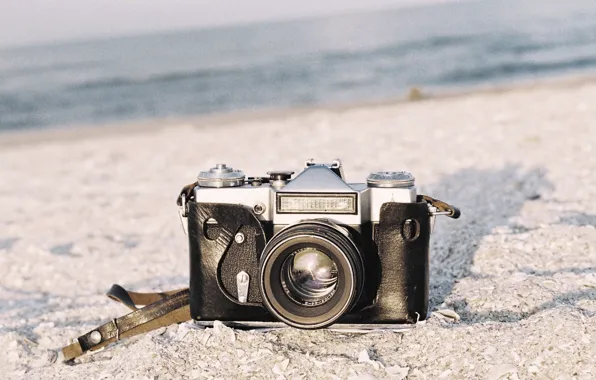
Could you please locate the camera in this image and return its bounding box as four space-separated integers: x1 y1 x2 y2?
178 159 460 329
59 158 460 361
60 158 461 362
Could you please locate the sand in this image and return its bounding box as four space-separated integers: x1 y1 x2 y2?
1 78 595 379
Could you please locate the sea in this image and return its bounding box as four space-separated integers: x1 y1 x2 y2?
1 0 595 131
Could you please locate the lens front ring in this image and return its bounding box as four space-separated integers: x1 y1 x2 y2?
259 220 364 329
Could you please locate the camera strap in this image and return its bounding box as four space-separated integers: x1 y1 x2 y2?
417 194 461 219
61 285 191 362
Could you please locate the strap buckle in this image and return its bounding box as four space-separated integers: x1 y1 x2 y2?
428 204 438 234
176 181 197 236
418 194 461 234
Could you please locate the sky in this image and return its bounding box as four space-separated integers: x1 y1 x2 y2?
0 0 456 48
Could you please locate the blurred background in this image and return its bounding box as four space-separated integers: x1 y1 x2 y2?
1 0 595 131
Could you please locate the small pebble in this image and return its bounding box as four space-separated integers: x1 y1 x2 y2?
358 349 370 362
272 358 289 375
487 364 517 380
385 365 409 379
433 309 461 321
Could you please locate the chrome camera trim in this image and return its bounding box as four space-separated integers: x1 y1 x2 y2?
193 159 417 224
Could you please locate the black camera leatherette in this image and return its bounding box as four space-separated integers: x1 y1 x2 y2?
188 201 272 321
372 201 431 323
219 224 264 304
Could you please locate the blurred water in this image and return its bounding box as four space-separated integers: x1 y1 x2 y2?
0 0 595 131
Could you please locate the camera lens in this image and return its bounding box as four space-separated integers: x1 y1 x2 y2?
259 220 364 329
282 248 339 306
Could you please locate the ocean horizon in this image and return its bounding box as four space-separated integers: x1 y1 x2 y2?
1 0 595 132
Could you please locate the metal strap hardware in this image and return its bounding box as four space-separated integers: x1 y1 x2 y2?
178 194 188 235
177 182 197 235
430 210 453 216
177 181 198 208
418 194 461 219
113 319 120 341
418 194 460 234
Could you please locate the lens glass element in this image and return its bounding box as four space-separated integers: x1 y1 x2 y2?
282 247 339 306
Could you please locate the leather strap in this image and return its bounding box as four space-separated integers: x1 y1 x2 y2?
106 284 188 311
61 286 191 362
418 194 461 219
177 181 197 206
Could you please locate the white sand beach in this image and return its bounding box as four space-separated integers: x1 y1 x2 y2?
1 78 595 379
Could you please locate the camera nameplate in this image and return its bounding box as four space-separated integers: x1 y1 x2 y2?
276 193 358 215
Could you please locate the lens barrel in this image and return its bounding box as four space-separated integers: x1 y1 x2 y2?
259 220 364 329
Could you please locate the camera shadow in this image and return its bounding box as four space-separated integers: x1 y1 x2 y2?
425 164 554 318
557 212 596 227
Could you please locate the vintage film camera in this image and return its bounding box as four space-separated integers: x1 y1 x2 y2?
60 159 460 361
178 159 460 329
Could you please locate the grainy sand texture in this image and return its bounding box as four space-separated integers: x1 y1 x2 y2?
1 79 596 379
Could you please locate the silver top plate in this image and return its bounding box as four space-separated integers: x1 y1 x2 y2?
198 164 245 188
367 171 415 188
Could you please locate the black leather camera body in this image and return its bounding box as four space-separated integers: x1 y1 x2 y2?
180 159 460 329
